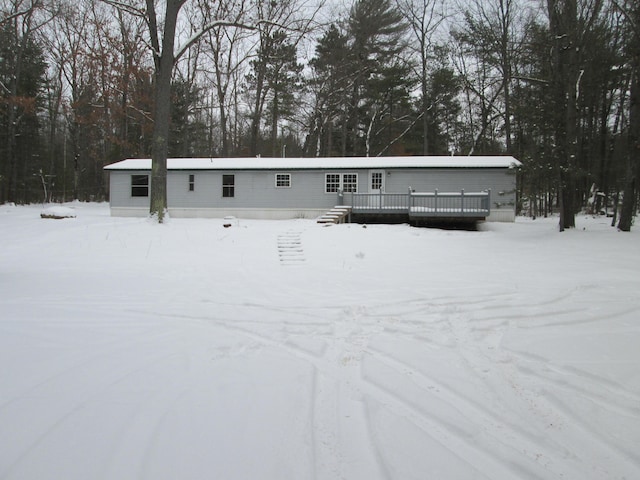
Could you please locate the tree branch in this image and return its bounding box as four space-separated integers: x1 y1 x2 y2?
0 8 32 26
99 0 146 18
174 18 305 63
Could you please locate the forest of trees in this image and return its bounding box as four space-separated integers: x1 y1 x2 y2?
0 0 638 229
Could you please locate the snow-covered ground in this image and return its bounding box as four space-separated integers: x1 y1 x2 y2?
1 202 639 480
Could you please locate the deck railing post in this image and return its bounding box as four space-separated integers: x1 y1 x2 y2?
408 186 412 213
434 189 438 213
461 189 464 213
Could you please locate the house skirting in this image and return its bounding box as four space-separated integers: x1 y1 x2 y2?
486 209 516 222
109 207 328 220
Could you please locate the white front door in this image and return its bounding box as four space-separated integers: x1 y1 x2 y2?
369 170 385 193
369 170 385 208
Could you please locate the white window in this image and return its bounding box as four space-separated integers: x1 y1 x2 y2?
275 173 291 188
325 173 358 193
342 173 358 193
325 173 341 193
371 171 383 191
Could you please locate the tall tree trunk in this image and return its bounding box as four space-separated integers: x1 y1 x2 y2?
148 0 183 222
549 0 578 230
618 77 638 231
500 0 512 153
618 5 639 231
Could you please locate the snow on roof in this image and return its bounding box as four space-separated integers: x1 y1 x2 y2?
104 155 522 171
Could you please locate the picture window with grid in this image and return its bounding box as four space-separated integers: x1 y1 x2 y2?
325 173 357 193
275 173 291 188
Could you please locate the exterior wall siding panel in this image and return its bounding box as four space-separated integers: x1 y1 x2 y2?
105 157 520 221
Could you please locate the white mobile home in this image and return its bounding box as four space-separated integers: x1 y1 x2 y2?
104 156 521 222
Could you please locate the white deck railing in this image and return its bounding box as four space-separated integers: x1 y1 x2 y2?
342 189 491 218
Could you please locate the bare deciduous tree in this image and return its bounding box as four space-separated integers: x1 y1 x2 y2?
397 0 446 155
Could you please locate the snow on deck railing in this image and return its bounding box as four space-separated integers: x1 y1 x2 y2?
342 189 491 217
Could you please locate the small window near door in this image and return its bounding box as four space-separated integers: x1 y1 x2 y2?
222 174 235 197
131 174 149 197
275 173 291 188
188 174 195 191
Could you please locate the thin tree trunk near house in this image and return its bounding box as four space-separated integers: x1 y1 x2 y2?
249 57 266 157
500 0 513 153
214 63 230 156
422 64 429 155
611 190 619 226
7 101 18 203
271 88 279 158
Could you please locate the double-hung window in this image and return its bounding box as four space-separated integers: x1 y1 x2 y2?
325 173 358 193
222 174 235 197
131 174 149 197
188 174 195 191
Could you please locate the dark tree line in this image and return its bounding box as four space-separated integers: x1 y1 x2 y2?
0 0 638 229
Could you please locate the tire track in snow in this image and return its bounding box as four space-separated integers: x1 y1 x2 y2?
542 392 640 473
511 350 640 413
438 291 640 479
0 349 191 480
361 347 555 480
217 317 390 480
0 321 183 412
104 355 211 480
507 352 640 472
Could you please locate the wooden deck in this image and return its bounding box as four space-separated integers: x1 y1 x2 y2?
341 189 491 221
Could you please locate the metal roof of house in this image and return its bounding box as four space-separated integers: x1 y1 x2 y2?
104 155 522 171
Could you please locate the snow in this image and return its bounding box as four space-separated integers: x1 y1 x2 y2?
1 202 639 480
104 155 521 171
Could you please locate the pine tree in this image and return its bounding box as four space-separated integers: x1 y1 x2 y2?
306 24 351 156
346 0 409 156
0 17 47 203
